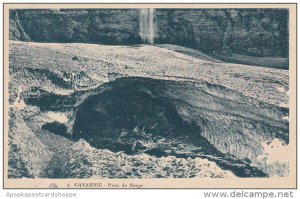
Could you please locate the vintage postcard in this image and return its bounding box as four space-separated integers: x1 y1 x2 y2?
2 3 297 189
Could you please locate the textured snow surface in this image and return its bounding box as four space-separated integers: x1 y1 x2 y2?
60 139 236 178
8 41 289 178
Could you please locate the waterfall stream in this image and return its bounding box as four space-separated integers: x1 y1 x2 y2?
139 8 155 44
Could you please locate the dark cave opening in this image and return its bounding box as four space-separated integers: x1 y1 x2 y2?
70 78 268 177
72 84 211 154
41 122 69 138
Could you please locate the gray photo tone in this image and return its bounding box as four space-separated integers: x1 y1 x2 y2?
8 8 289 179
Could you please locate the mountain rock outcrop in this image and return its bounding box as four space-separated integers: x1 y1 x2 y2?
10 9 288 58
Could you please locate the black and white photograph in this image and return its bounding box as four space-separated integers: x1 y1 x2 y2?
2 3 297 189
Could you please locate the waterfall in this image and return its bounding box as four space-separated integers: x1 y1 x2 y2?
139 8 155 44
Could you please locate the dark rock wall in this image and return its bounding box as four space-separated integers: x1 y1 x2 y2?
9 9 288 57
9 9 141 44
155 9 289 57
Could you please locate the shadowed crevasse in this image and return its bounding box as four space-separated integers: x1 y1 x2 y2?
69 77 288 177
21 77 288 177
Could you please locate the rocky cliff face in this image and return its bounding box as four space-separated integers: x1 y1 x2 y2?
10 9 288 57
10 9 141 44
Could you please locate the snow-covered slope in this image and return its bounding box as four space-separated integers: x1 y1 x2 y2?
8 41 289 178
